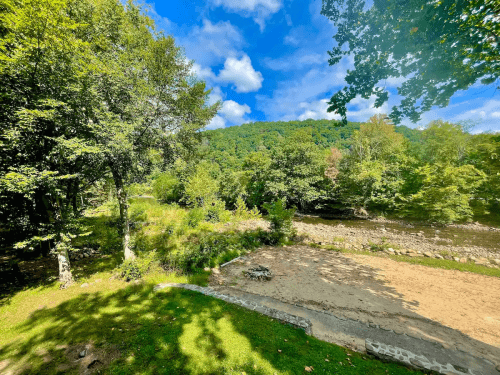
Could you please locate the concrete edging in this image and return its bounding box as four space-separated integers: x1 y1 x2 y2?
154 282 312 335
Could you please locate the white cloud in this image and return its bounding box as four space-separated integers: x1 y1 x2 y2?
207 86 224 107
296 95 389 122
451 99 500 122
206 115 226 130
179 19 245 66
190 63 216 81
264 52 327 71
220 100 251 123
257 55 353 119
218 54 264 93
212 0 281 12
210 0 282 31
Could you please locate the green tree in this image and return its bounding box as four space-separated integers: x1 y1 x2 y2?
265 129 333 211
401 163 486 223
0 0 104 287
336 115 410 211
321 0 500 124
77 0 218 259
184 161 220 208
419 120 472 165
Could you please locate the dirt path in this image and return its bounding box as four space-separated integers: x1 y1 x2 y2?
210 245 500 364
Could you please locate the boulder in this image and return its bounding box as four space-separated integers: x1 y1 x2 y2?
423 252 433 258
245 265 273 281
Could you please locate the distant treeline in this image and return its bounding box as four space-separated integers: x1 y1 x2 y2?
202 119 423 169
150 115 500 224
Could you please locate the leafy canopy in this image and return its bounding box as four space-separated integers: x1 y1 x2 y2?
321 0 500 124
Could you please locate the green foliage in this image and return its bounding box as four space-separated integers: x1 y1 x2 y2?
321 0 500 124
184 161 220 207
184 207 206 228
177 230 264 271
402 164 486 224
263 199 297 244
337 115 410 211
119 250 159 281
234 196 261 220
152 172 182 203
203 198 230 223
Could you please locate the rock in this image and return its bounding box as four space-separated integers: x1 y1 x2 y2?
493 259 500 266
79 350 86 358
409 358 426 369
459 258 467 263
496 364 500 372
203 267 211 272
245 265 273 281
423 252 433 258
81 283 89 288
453 257 460 262
435 254 444 260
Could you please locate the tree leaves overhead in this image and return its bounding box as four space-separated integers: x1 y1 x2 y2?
321 0 500 124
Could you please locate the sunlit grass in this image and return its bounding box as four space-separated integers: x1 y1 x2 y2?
0 270 422 375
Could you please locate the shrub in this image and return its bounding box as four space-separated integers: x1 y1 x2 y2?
120 250 159 281
176 230 263 271
152 173 182 203
234 196 261 220
263 199 296 244
184 207 205 228
203 198 231 223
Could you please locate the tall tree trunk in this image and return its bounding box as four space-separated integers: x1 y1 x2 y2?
56 237 73 288
111 169 135 260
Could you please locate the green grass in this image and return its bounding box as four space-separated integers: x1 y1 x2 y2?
0 270 423 375
318 244 500 278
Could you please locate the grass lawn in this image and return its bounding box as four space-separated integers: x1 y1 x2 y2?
0 268 424 375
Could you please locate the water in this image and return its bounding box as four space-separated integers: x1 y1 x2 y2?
294 216 500 251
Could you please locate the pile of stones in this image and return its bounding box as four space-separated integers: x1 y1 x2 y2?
379 248 500 268
244 265 273 281
68 248 100 262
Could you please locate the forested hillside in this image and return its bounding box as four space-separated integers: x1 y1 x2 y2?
202 119 423 168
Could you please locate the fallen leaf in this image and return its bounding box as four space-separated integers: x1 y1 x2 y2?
278 349 282 353
304 366 313 372
324 359 329 362
284 339 287 342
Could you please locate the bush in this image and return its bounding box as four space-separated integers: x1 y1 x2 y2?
176 230 263 271
119 250 159 281
152 173 182 203
203 199 230 223
184 207 205 228
263 199 296 244
234 196 261 220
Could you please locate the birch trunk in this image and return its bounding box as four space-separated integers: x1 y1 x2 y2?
57 242 73 288
112 170 135 260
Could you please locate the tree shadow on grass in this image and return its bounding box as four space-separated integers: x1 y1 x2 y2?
0 281 422 375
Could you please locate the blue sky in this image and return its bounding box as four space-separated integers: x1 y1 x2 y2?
146 0 500 133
